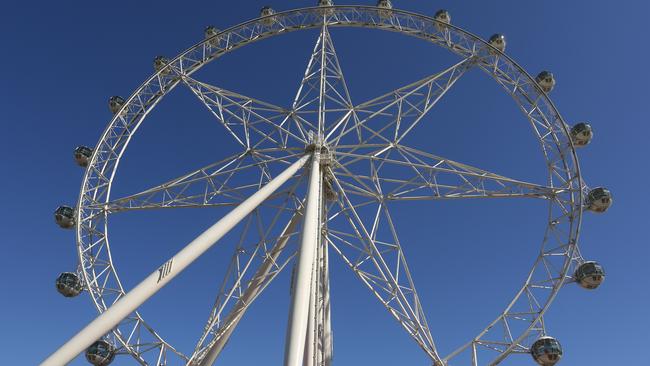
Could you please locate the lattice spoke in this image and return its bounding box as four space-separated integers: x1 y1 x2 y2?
325 168 442 363
292 24 355 138
96 149 302 212
179 74 304 149
189 191 306 365
327 56 475 148
332 144 568 201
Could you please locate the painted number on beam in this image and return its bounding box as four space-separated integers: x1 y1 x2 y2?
157 259 173 283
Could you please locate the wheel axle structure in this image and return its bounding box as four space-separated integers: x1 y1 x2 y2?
45 3 611 366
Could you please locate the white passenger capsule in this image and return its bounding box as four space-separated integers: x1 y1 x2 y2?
56 272 83 297
586 187 613 213
108 96 125 115
376 0 393 19
54 206 75 229
488 33 506 52
570 122 593 147
434 9 451 31
260 6 276 25
536 71 556 93
204 25 221 47
574 261 605 289
318 0 335 15
74 146 93 167
85 340 115 366
153 56 170 75
530 336 563 366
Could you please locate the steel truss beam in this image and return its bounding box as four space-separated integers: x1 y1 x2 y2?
284 150 323 366
187 168 307 365
41 156 309 366
332 144 571 202
93 149 303 212
65 6 584 366
326 167 443 364
192 210 304 366
179 74 306 149
328 56 476 149
291 24 355 140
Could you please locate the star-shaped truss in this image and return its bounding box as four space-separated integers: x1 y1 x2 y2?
71 7 585 366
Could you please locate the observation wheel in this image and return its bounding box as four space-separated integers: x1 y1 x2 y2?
47 2 612 366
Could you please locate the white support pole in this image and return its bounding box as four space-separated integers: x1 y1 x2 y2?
471 342 478 366
314 194 332 366
303 262 317 366
41 155 310 366
314 241 323 366
284 150 322 366
196 211 303 366
321 233 333 366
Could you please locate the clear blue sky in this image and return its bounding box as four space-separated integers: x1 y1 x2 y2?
0 1 648 365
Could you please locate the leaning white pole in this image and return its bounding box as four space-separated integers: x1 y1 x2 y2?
284 149 322 366
41 155 310 366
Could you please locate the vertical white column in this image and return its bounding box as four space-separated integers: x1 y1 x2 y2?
471 342 478 366
322 233 333 366
314 243 323 366
284 150 322 366
41 155 309 366
196 212 303 366
303 241 319 366
303 290 315 366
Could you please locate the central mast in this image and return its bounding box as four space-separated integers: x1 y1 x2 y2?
285 15 342 365
284 137 325 366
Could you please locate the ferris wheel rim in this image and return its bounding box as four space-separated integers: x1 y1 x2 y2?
73 5 584 365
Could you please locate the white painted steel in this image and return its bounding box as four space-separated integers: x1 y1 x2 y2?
284 151 322 366
196 211 304 366
304 293 315 366
321 231 332 366
304 244 318 366
41 155 309 366
54 5 594 365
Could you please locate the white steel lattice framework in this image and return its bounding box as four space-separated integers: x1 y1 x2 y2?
42 4 609 366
